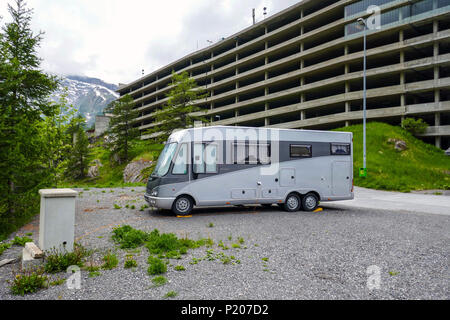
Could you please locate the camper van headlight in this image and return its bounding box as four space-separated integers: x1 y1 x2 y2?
151 188 158 197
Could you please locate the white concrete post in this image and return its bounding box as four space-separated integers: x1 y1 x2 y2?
39 189 78 253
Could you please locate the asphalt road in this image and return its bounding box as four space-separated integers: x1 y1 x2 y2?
0 187 448 300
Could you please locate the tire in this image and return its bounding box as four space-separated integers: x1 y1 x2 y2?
302 193 319 212
172 195 194 216
283 193 301 212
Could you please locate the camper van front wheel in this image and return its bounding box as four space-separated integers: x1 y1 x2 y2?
302 193 319 212
173 196 193 216
284 193 301 212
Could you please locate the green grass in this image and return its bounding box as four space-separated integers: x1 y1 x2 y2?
12 236 33 247
44 243 91 273
101 251 119 270
10 267 48 296
164 291 178 298
334 122 450 192
151 275 168 287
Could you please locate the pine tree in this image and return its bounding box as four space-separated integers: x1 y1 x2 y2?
146 71 208 144
0 0 59 239
66 116 91 180
106 94 140 163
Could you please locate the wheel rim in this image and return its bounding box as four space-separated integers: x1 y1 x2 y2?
176 198 190 213
305 195 317 209
287 196 299 210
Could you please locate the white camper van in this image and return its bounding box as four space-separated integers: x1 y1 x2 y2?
145 126 354 215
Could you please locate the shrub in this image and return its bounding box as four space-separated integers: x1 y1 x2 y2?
112 225 149 249
102 252 118 270
146 230 181 254
402 118 428 135
147 256 167 275
10 267 48 296
44 244 89 273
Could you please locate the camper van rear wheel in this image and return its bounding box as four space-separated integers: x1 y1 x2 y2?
302 193 319 212
284 193 301 212
173 196 193 216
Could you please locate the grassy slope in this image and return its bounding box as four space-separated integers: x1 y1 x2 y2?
334 122 450 192
60 140 160 189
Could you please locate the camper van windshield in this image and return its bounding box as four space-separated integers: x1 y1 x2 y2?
152 143 178 177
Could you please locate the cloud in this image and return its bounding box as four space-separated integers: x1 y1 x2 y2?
0 0 302 85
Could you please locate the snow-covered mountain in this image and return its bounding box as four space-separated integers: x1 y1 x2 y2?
51 75 119 127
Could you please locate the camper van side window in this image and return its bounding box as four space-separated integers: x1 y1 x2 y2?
331 143 350 155
205 144 218 173
193 143 218 174
290 144 312 158
193 143 205 174
172 144 188 174
232 143 271 164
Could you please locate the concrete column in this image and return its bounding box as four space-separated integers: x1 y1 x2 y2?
435 112 441 148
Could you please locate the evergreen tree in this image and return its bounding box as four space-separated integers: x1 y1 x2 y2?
66 116 91 180
39 90 77 186
0 0 59 239
146 71 208 144
106 94 140 163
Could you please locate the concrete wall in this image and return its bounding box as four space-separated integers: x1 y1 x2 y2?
94 115 111 137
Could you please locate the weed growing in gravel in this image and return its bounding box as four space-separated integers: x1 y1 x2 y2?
124 256 138 269
389 271 400 276
147 256 167 275
218 240 229 250
139 204 149 211
0 241 12 255
12 236 33 247
207 223 214 228
151 275 167 287
165 291 177 298
174 265 186 271
49 277 66 286
44 243 90 273
10 267 48 296
112 225 150 249
89 271 101 278
102 251 119 270
114 204 122 209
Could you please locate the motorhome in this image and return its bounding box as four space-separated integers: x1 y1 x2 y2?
145 126 354 215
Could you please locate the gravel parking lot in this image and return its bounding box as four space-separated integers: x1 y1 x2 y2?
0 187 448 300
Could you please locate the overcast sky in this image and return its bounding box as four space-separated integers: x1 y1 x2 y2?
0 0 301 85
